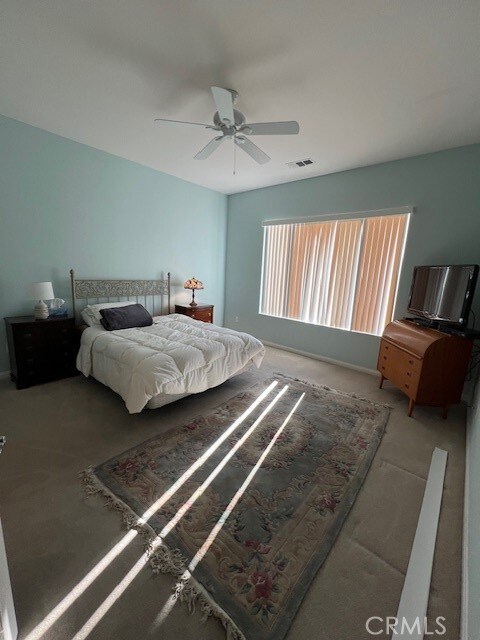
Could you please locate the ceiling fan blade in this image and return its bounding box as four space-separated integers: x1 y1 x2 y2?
234 136 270 164
154 118 214 128
194 136 225 160
241 121 300 135
211 87 235 126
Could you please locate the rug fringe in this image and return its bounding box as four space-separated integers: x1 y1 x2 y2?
79 468 246 640
149 550 245 639
80 467 149 535
273 372 393 410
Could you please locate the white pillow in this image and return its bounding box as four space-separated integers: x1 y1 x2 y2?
81 301 137 326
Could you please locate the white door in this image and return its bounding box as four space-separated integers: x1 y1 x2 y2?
0 517 17 640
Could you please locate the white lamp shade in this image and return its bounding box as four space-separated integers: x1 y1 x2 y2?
29 281 54 301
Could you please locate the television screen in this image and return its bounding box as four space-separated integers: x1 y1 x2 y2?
408 264 479 326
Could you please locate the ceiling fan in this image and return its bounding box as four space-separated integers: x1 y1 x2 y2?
154 86 300 165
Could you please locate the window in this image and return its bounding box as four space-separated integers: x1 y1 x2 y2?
260 211 410 336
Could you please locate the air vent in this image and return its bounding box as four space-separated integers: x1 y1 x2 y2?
286 158 314 169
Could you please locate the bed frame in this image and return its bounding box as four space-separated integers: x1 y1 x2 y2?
70 269 171 321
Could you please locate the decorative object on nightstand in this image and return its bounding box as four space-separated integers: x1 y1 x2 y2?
29 281 54 320
4 316 80 389
183 277 204 307
175 304 214 323
48 297 68 317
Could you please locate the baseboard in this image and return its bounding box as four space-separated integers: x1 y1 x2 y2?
394 448 447 637
262 340 378 377
0 371 10 380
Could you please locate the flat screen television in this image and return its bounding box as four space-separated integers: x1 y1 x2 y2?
407 264 479 327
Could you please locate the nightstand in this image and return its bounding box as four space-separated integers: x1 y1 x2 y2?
4 316 79 389
175 304 214 323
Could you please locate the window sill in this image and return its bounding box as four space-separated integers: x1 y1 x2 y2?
257 312 383 337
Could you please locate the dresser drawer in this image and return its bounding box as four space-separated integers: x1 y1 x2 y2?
175 304 214 324
16 365 41 388
189 309 213 323
52 346 77 366
48 321 76 338
12 325 44 354
15 359 56 389
378 340 422 396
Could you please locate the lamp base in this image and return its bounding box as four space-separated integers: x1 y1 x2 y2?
34 300 49 320
189 288 199 307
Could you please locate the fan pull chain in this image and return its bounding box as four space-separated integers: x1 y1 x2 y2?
233 139 237 176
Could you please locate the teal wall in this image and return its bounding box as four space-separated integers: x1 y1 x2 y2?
2 113 479 378
225 144 480 370
0 115 227 372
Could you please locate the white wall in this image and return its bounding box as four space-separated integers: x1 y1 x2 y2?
465 378 480 640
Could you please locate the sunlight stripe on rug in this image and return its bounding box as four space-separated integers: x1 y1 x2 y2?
24 381 278 640
70 385 288 640
153 391 306 629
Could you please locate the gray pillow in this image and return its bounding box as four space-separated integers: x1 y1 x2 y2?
100 303 153 331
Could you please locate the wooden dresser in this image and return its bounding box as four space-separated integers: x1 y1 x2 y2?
377 319 473 418
174 304 214 323
4 316 79 389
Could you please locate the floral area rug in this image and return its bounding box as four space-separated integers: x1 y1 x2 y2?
82 374 390 640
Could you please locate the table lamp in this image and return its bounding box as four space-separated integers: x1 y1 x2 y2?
183 277 204 307
29 281 54 319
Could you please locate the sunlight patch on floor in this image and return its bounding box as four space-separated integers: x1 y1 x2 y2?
69 385 288 640
24 381 278 640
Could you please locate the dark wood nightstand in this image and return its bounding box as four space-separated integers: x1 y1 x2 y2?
4 316 79 389
174 304 214 323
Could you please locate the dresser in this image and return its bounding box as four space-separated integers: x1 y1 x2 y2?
4 316 79 389
377 319 473 418
174 304 214 323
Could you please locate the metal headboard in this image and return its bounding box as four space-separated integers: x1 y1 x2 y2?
70 269 171 321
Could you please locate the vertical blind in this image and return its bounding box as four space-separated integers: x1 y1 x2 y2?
260 213 409 336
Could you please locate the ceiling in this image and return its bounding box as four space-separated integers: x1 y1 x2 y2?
1 1 479 195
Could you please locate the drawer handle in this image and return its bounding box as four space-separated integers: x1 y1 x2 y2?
26 358 34 364
384 345 389 350
406 371 411 377
381 366 385 371
405 383 410 389
408 359 413 365
23 333 32 339
383 356 387 360
26 345 33 352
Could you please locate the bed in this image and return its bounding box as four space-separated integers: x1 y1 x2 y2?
71 270 265 413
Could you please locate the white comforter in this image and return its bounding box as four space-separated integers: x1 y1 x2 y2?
77 314 265 413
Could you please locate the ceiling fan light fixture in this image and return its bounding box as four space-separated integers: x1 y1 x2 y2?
154 86 300 167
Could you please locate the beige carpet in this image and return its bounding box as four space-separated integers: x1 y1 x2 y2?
0 346 465 640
